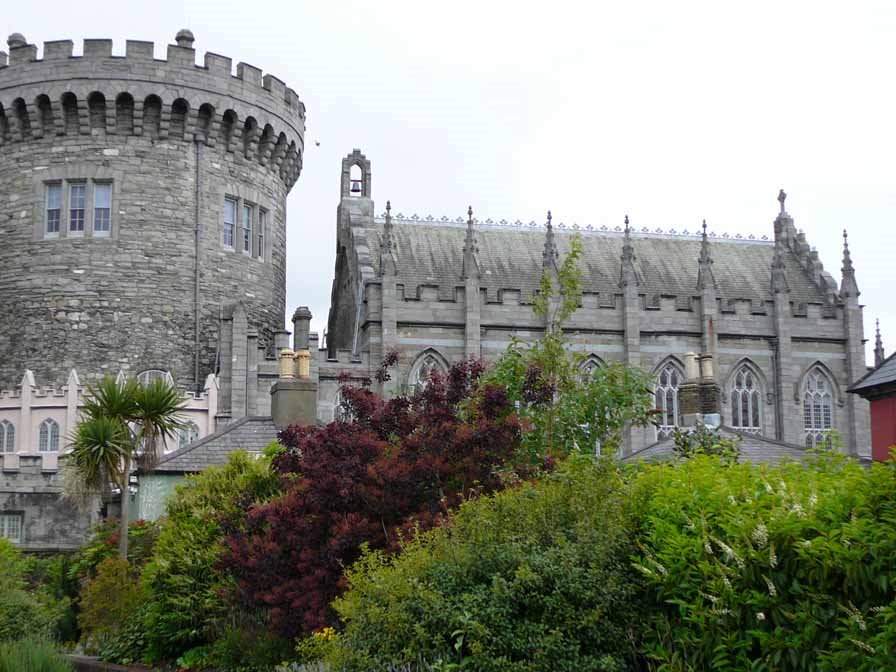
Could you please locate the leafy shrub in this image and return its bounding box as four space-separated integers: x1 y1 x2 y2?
331 456 641 671
0 539 64 642
0 638 72 672
77 557 142 652
201 624 293 672
140 449 280 661
630 453 896 671
67 518 158 587
222 360 527 638
96 604 151 666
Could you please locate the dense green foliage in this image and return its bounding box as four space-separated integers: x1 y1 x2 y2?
77 557 143 651
140 449 281 659
331 457 641 671
0 539 69 643
0 639 72 672
631 452 896 671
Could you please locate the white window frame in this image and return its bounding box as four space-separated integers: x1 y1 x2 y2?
241 203 253 255
137 369 174 386
45 182 62 238
803 368 834 448
0 420 14 453
223 197 237 250
93 181 112 237
38 419 59 453
257 208 267 261
0 513 23 543
178 421 200 450
730 366 762 434
655 364 682 441
68 181 87 236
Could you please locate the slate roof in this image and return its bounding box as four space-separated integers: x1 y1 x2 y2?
365 222 828 304
622 426 811 465
150 416 277 473
848 351 896 396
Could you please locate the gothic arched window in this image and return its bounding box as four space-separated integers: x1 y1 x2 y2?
137 369 173 386
408 351 447 395
0 421 14 453
730 365 762 433
579 356 604 379
803 368 833 448
39 419 59 453
178 421 200 450
655 364 681 441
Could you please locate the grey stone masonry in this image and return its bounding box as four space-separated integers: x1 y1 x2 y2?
0 30 304 389
318 151 874 457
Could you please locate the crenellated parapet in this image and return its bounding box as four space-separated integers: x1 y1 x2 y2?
0 30 304 189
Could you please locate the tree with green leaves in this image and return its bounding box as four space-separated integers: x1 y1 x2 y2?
483 234 656 459
68 376 184 559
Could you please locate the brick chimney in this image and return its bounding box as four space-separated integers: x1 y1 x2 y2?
678 352 722 429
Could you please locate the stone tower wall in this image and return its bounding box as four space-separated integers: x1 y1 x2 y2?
0 32 305 388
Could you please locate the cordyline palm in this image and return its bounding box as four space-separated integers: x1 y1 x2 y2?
69 376 185 558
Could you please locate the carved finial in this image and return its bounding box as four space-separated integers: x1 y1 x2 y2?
542 210 558 272
620 215 639 288
7 33 26 49
463 205 479 280
875 319 885 367
175 29 195 48
380 199 396 276
840 228 859 299
778 189 787 214
697 219 717 291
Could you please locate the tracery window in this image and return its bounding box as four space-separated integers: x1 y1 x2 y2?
39 419 59 453
408 352 447 394
137 369 173 386
579 356 603 379
730 366 762 433
803 368 833 448
178 421 199 450
655 364 681 441
0 420 14 453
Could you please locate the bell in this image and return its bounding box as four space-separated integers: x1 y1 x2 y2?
350 179 362 194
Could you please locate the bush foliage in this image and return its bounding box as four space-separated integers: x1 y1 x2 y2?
0 539 68 643
77 557 142 652
0 638 72 672
331 456 641 672
221 360 527 638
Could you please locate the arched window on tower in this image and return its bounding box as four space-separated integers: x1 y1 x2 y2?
143 95 162 139
803 367 834 448
0 421 15 453
115 93 134 134
196 103 214 144
579 355 604 379
87 92 106 134
35 94 53 137
219 109 237 151
408 351 448 395
730 365 762 434
169 98 189 141
39 419 59 453
655 363 682 441
12 98 31 140
61 92 79 135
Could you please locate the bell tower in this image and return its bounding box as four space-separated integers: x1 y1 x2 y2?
340 149 372 199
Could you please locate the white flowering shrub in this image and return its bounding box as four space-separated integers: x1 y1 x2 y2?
630 452 896 671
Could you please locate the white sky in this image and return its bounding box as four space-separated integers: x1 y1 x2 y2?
7 1 895 366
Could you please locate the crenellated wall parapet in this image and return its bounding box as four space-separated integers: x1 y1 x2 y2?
0 31 304 189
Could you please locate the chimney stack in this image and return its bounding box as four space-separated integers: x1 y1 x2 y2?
678 352 722 429
271 309 318 429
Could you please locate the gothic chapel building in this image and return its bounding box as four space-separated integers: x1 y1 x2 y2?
317 151 871 457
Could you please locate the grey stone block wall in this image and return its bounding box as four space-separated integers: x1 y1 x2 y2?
0 32 304 388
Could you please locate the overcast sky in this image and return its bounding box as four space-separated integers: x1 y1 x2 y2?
7 1 894 365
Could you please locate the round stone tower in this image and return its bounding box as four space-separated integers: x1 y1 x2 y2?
0 31 304 389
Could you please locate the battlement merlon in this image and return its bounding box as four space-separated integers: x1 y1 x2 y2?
0 31 305 138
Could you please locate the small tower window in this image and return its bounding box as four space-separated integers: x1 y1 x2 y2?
241 204 253 255
94 182 112 236
349 164 362 195
223 198 236 249
69 183 86 235
257 209 267 260
45 183 62 237
0 420 15 453
38 419 59 453
655 364 681 441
